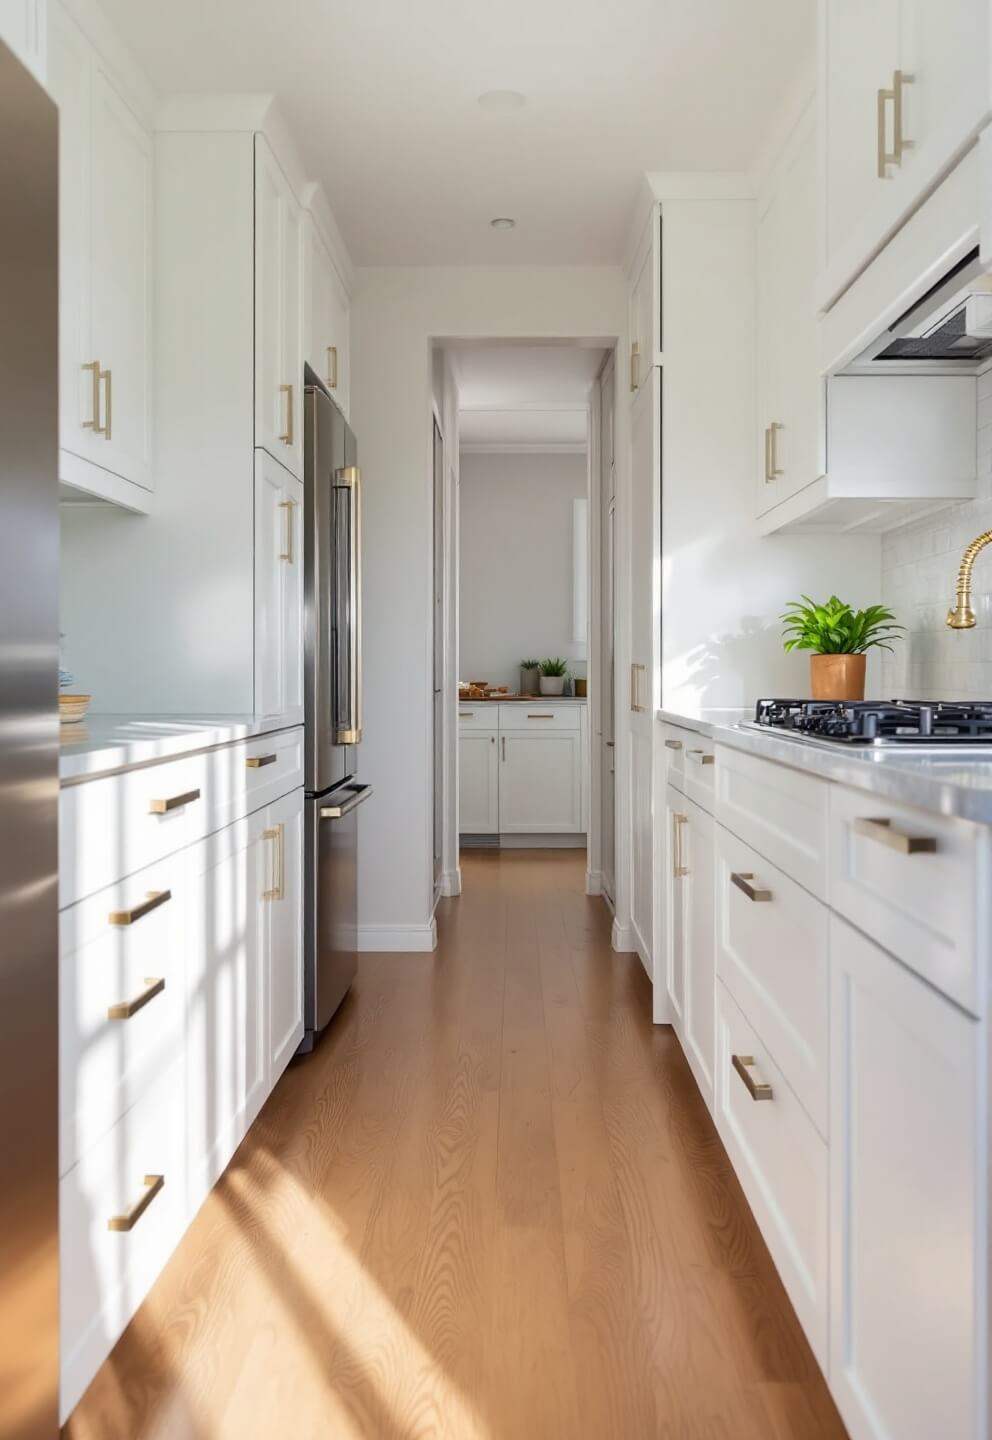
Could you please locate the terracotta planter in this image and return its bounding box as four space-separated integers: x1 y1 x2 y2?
810 653 866 701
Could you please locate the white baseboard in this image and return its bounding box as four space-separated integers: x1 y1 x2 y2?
631 920 652 980
356 920 438 953
585 868 604 895
612 918 636 952
440 868 462 897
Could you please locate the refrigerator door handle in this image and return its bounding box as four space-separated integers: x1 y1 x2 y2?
320 782 374 821
334 463 362 744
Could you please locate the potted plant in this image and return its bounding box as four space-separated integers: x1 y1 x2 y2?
781 595 902 701
539 657 569 696
520 659 540 695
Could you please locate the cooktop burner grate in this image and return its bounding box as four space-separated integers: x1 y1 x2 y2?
752 699 992 744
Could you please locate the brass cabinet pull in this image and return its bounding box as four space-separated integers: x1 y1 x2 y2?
148 788 200 815
501 736 507 762
459 711 473 718
246 753 278 769
279 383 294 445
664 738 683 751
82 360 104 434
731 871 772 903
262 823 285 901
630 341 640 393
630 662 646 713
108 889 171 927
108 1174 165 1232
893 70 913 163
526 713 554 719
732 1054 773 1102
763 425 772 484
333 464 363 744
279 497 295 562
877 83 892 177
326 345 338 389
853 815 937 855
768 421 783 479
320 783 374 821
108 976 165 1021
687 749 715 766
100 367 112 441
672 812 688 878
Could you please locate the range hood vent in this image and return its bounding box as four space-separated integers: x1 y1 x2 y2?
876 304 992 363
860 246 992 369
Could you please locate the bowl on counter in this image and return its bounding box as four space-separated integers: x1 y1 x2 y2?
59 693 91 725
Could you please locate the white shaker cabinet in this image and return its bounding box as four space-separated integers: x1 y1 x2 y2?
664 784 715 1106
829 915 985 1440
255 134 304 481
262 786 305 1084
499 730 583 834
818 0 992 309
459 726 499 834
49 0 152 507
0 0 46 81
254 451 303 723
306 215 351 419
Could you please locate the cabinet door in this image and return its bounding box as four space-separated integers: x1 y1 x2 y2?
683 800 715 1106
90 66 153 490
829 915 984 1440
499 731 582 833
280 184 305 479
628 220 659 396
255 136 303 478
0 0 46 82
254 450 303 722
459 731 498 834
663 784 688 1034
260 788 304 1086
309 220 350 419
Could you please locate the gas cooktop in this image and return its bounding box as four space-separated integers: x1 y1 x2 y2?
749 699 992 746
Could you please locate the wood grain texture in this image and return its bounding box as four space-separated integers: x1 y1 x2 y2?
64 848 846 1440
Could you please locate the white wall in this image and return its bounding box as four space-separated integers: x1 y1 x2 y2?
459 451 587 689
881 366 992 699
349 265 625 949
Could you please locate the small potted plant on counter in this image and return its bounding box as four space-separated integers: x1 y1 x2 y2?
539 657 569 696
781 594 903 701
520 659 540 695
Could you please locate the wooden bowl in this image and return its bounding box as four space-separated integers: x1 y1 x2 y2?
59 693 91 725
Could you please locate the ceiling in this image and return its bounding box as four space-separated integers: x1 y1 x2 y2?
99 0 815 266
451 342 602 451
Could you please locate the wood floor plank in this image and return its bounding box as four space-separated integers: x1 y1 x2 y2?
65 848 846 1440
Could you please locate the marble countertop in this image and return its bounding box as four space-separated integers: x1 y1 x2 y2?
657 705 992 826
60 714 300 784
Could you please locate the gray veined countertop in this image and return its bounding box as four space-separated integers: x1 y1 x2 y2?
657 705 992 827
59 714 300 784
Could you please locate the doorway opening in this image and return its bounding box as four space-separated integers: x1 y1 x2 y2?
431 339 617 902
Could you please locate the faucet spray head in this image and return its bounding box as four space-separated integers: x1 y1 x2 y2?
946 529 992 631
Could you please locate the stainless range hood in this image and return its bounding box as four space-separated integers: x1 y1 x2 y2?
853 246 992 371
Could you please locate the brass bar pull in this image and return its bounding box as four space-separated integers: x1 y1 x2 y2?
108 976 165 1021
333 464 363 743
459 711 473 718
279 383 294 445
262 823 285 901
673 812 688 878
82 361 104 434
279 498 295 563
526 714 554 719
108 890 171 927
108 1174 165 1232
687 749 715 766
853 816 937 855
630 341 640 393
732 1054 773 1102
320 783 374 821
148 788 200 815
731 871 772 903
246 753 278 769
501 736 507 762
630 662 646 713
664 738 682 751
326 345 338 389
100 367 112 441
877 83 896 177
893 70 913 163
768 421 783 478
763 425 772 484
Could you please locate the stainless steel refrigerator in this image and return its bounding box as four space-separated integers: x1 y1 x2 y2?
299 375 371 1052
0 39 60 1440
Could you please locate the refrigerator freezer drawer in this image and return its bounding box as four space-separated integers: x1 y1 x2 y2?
303 783 371 1041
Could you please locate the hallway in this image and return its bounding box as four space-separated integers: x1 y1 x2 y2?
64 850 844 1440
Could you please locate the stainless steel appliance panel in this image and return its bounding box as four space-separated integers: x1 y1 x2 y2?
302 783 372 1044
0 41 60 1440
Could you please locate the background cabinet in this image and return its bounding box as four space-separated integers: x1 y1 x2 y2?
459 729 499 834
254 450 303 722
499 730 582 834
0 0 46 81
307 215 351 418
255 134 304 480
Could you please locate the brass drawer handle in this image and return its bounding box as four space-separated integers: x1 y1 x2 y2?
327 345 338 389
854 816 937 855
108 890 171 927
768 421 783 479
246 753 278 769
630 340 640 393
108 976 165 1021
100 367 113 442
459 711 473 718
687 749 715 766
108 1174 165 1232
731 871 772 903
279 497 296 563
732 1054 773 1102
672 812 688 877
148 788 200 815
526 713 554 719
279 382 294 445
82 360 104 434
664 738 682 751
262 823 285 901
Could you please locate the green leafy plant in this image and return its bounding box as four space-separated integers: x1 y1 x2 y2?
520 659 540 670
540 657 569 677
781 596 903 655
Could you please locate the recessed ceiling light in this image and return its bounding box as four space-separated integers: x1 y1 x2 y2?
477 90 526 113
490 217 516 230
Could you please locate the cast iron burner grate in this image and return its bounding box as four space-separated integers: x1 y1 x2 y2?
753 699 992 744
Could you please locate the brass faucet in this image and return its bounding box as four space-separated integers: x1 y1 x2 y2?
947 529 992 629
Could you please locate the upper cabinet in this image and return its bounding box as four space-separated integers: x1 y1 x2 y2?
0 0 46 82
255 134 304 481
818 0 992 309
306 215 351 420
49 0 152 509
627 207 661 398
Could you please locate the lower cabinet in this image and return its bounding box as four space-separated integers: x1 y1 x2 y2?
664 784 716 1105
829 915 984 1440
458 728 499 833
499 729 582 834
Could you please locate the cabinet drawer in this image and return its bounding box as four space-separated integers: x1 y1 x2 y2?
682 740 716 813
60 1061 187 1423
60 851 186 1176
715 744 829 898
716 825 828 1136
829 784 985 1016
497 703 581 731
457 704 494 725
661 723 688 782
212 727 304 829
715 981 829 1366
